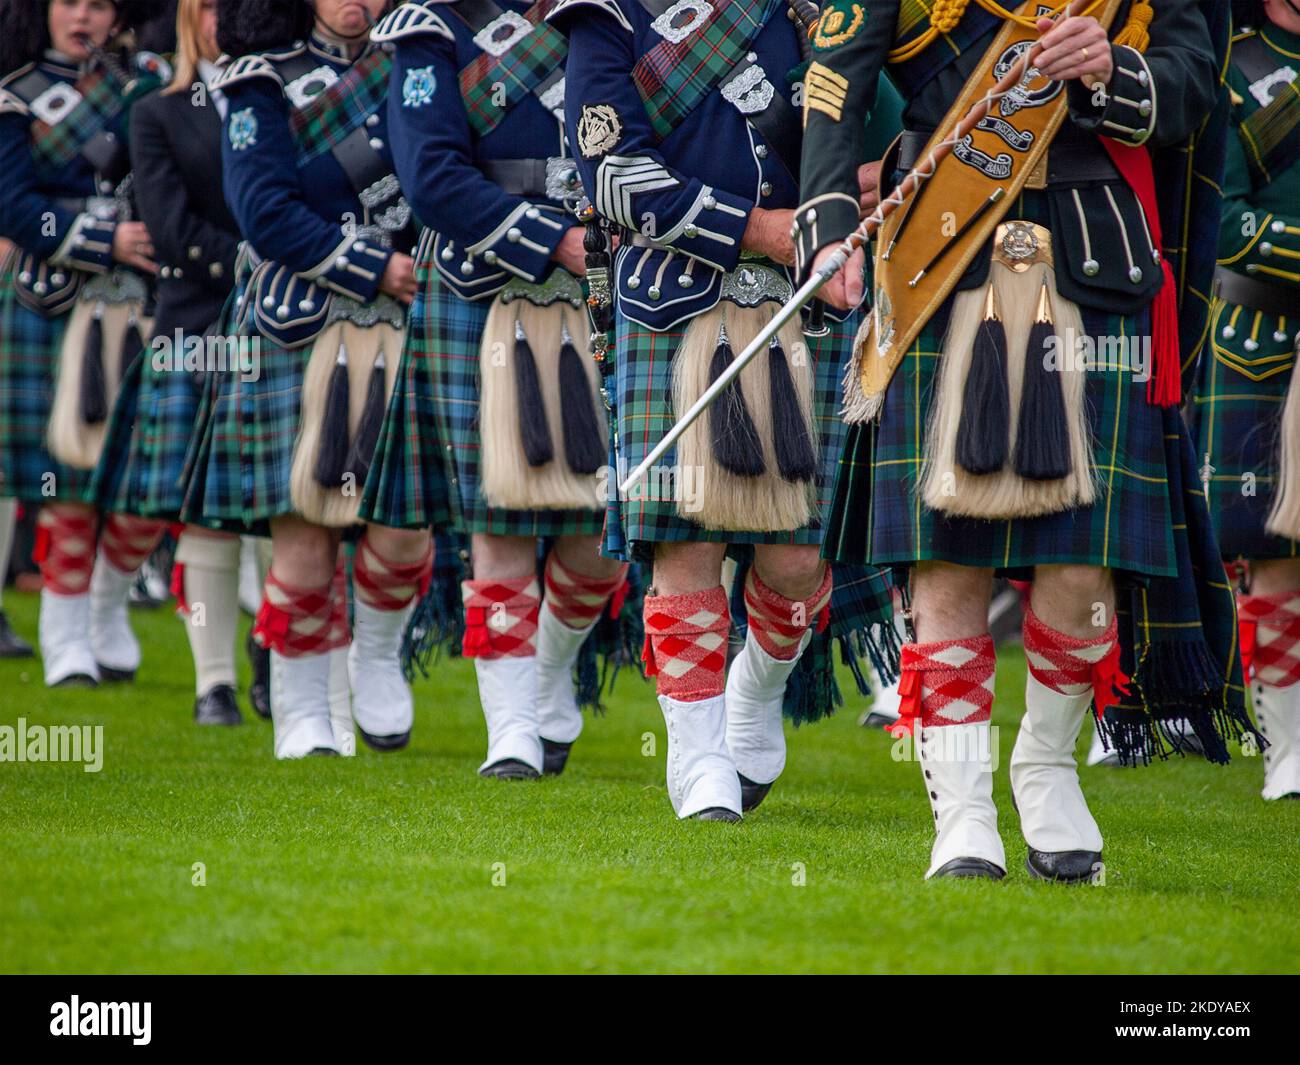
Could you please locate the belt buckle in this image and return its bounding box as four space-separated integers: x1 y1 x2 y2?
993 220 1053 272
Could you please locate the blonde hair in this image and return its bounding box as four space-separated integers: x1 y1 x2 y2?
163 0 219 95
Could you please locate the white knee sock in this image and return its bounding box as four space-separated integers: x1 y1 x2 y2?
176 532 241 697
0 499 16 610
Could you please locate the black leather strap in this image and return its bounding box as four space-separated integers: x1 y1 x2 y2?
1230 33 1276 88
482 158 551 197
1214 266 1297 318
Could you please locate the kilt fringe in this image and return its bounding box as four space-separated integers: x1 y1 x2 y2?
1100 637 1261 767
400 532 469 683
672 303 815 532
920 262 1095 520
1266 362 1300 540
479 296 606 511
290 319 403 528
47 297 150 471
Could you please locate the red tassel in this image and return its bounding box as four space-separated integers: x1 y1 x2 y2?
889 669 923 737
252 600 290 654
1239 617 1257 685
1148 259 1181 407
608 579 629 621
641 633 659 677
171 562 188 616
461 606 491 658
1091 642 1132 720
32 525 50 565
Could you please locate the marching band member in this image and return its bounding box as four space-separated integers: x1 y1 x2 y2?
0 0 169 688
0 496 34 657
551 0 897 820
90 0 254 724
188 0 433 757
366 0 629 780
801 0 1251 879
1191 0 1300 801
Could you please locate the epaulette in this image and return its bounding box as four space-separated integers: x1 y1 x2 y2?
0 86 27 117
545 0 633 33
0 61 36 93
371 2 455 43
215 53 284 91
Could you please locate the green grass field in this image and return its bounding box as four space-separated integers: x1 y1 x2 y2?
1 588 1296 974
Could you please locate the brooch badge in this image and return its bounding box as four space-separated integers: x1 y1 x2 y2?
402 65 437 108
577 104 622 159
228 107 258 151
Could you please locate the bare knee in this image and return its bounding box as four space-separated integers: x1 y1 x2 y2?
554 533 623 580
1248 558 1300 598
651 541 727 596
753 543 826 600
1032 564 1114 636
270 517 340 587
912 562 994 642
364 523 431 565
470 533 535 581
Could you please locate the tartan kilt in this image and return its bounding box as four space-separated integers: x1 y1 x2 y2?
604 306 858 559
824 300 1178 579
1187 296 1299 561
181 326 308 532
0 268 90 502
360 263 599 537
90 347 203 519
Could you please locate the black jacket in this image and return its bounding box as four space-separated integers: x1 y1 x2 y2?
129 83 240 338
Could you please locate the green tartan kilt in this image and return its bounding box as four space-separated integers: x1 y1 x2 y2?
0 269 91 502
1187 296 1299 561
180 323 309 532
360 262 598 538
603 306 858 560
90 346 204 520
824 300 1178 578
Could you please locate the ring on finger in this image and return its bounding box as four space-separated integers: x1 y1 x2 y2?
1080 45 1089 60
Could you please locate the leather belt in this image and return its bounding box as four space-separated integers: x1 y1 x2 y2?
482 158 552 198
1213 266 1297 318
897 129 1120 187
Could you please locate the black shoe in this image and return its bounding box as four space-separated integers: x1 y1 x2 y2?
0 610 33 658
308 747 340 757
194 685 243 726
50 672 98 689
1025 848 1103 884
246 631 271 720
932 857 1006 880
479 758 540 781
693 807 742 823
541 739 572 776
359 728 411 752
859 709 901 731
95 664 136 683
738 773 772 812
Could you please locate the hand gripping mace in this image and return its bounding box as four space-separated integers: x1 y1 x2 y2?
618 13 1068 498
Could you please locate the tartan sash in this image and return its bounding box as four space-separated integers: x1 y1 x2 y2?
1239 80 1300 188
288 49 393 167
456 0 568 137
631 0 783 140
30 69 125 171
887 0 1002 99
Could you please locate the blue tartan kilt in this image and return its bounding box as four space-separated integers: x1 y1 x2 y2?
0 268 90 501
360 263 599 538
603 305 858 561
825 300 1178 580
181 324 308 533
90 345 204 519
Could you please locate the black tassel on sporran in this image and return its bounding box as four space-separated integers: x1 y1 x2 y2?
1013 282 1071 481
767 334 816 482
313 344 351 487
80 302 108 425
514 318 554 467
558 326 605 475
344 349 386 483
708 322 765 477
956 285 1011 475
